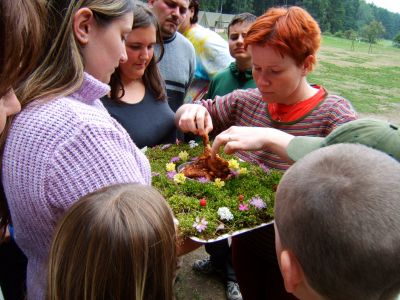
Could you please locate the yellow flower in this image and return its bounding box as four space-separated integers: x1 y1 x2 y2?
239 167 248 175
166 162 176 172
179 151 189 162
228 159 240 170
214 178 225 188
173 173 186 184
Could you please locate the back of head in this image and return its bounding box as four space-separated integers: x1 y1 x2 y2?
16 0 133 106
0 0 45 97
275 144 400 300
227 12 257 36
47 183 177 300
245 6 320 70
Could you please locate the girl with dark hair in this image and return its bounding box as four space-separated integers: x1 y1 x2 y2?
102 3 177 148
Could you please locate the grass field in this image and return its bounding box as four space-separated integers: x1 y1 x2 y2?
309 35 400 115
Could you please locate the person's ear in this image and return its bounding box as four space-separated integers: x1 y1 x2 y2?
73 7 95 46
148 0 156 7
301 55 314 75
279 249 304 294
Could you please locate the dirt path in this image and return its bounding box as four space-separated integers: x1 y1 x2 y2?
175 247 226 300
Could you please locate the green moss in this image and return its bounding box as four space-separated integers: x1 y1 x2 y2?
146 142 282 240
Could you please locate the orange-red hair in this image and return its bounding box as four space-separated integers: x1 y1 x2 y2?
245 6 321 70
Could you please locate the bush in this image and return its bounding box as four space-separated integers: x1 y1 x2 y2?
334 31 344 38
393 33 400 48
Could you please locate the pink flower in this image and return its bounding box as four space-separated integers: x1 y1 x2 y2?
249 197 266 209
167 171 177 180
193 217 208 233
239 203 249 211
197 177 209 183
170 156 180 163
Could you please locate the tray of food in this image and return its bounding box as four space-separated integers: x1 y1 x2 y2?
145 136 282 242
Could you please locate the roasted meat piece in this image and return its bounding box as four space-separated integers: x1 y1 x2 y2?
182 134 232 181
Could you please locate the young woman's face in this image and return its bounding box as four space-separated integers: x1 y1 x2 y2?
0 89 21 133
251 44 306 104
228 22 252 62
119 25 156 82
82 13 133 83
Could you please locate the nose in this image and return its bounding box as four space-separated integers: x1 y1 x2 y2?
237 34 244 44
120 46 128 63
255 72 271 88
140 48 150 60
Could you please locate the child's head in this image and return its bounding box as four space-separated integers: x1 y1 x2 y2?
110 3 167 101
47 183 177 300
227 13 257 62
245 6 320 71
275 144 400 300
17 0 134 105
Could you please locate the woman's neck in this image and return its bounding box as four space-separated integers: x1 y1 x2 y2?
120 77 145 104
282 80 318 106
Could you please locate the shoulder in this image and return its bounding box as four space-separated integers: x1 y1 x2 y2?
320 93 357 115
174 32 195 52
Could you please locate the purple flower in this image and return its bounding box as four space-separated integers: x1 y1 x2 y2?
259 164 270 174
197 177 209 183
151 172 160 177
230 170 239 177
160 144 172 150
239 203 249 211
249 197 266 209
170 156 180 163
167 171 177 180
193 217 208 233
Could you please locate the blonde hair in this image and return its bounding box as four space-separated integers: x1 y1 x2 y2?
15 0 133 104
47 183 177 300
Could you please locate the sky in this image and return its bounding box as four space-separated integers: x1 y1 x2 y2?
365 0 400 14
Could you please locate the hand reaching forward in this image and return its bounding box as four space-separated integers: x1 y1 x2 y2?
211 126 295 162
175 104 213 136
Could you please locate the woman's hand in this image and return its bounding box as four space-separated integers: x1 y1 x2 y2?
211 126 295 162
175 104 213 136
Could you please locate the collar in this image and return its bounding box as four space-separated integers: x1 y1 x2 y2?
71 72 110 103
162 32 177 44
229 62 253 82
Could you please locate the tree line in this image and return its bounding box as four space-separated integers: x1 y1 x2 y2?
200 0 400 40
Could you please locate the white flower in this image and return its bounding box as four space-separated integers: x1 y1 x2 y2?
217 207 234 221
189 140 199 148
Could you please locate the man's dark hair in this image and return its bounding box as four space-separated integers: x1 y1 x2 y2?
189 0 199 24
228 12 257 35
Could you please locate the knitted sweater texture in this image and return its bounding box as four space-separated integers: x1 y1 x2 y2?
2 73 151 299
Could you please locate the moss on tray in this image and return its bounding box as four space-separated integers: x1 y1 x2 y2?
146 141 282 240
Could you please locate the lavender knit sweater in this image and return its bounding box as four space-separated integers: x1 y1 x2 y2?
2 73 151 299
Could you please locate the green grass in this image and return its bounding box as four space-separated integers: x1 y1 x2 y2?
309 35 400 113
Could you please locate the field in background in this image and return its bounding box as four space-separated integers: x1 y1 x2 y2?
309 35 400 116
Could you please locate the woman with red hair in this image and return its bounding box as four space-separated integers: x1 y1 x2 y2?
175 6 357 299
